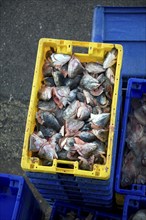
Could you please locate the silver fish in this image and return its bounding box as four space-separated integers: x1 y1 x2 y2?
36 110 61 132
74 142 97 158
38 144 58 161
42 60 53 77
52 71 65 86
68 89 78 103
51 53 71 66
42 77 55 87
92 129 109 142
105 67 115 84
52 86 70 109
63 100 80 120
78 155 94 171
65 119 84 136
80 72 100 91
39 125 56 138
29 133 47 152
65 75 82 90
77 103 91 121
83 90 97 107
90 113 110 128
38 85 52 101
103 48 118 69
38 99 57 112
68 56 84 78
85 62 105 74
77 131 97 142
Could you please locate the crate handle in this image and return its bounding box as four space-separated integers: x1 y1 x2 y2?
54 159 78 170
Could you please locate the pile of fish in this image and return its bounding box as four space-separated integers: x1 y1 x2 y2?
121 94 146 187
129 209 146 220
29 47 118 170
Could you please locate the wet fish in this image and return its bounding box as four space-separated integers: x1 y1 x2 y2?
29 133 47 152
77 91 86 102
77 131 97 142
74 142 98 158
39 125 56 138
92 129 109 142
36 110 61 132
106 67 115 84
51 53 71 66
38 85 52 101
42 77 55 87
92 105 102 114
38 99 57 112
38 144 58 161
103 48 118 69
83 90 97 107
52 70 65 86
63 100 80 120
52 86 70 109
65 75 82 90
90 113 110 128
85 62 105 75
79 155 94 171
77 102 91 121
68 89 78 103
65 119 84 136
80 72 100 91
68 56 84 78
81 123 91 131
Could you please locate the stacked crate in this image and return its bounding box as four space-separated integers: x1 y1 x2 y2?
21 38 123 208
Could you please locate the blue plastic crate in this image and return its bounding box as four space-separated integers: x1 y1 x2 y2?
50 202 122 220
115 78 146 196
122 195 146 220
92 6 146 78
0 173 44 220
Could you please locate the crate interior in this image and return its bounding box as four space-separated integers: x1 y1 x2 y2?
127 197 146 219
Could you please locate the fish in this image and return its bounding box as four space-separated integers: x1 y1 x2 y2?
80 72 100 91
77 102 91 120
38 85 52 101
39 125 56 138
121 151 139 187
42 60 53 77
36 110 61 132
76 131 97 142
83 90 97 107
63 100 80 120
81 123 91 131
90 86 104 97
131 210 146 220
52 86 70 109
68 56 84 78
90 113 110 128
92 129 109 142
55 108 65 127
52 70 65 86
65 119 84 136
103 48 118 69
78 155 94 171
134 106 146 126
92 105 102 114
29 133 47 152
67 89 78 103
85 62 105 75
65 75 82 90
105 67 115 84
38 144 58 161
38 99 57 112
63 137 75 151
58 149 68 160
74 142 98 158
51 53 71 66
42 77 55 87
77 91 86 103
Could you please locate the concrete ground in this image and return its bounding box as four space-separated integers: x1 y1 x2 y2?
0 0 146 219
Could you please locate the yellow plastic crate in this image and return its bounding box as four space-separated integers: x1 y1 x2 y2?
21 38 123 179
